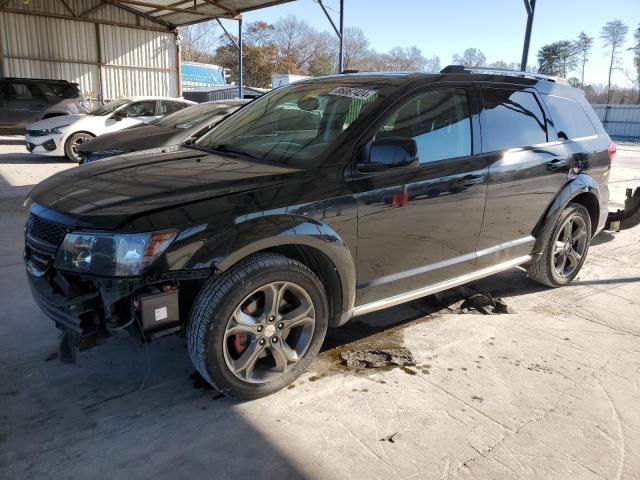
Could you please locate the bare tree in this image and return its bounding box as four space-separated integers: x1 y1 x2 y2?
629 25 640 103
424 55 441 73
452 48 486 67
342 27 370 70
272 15 316 73
180 22 219 63
600 19 628 103
574 32 594 87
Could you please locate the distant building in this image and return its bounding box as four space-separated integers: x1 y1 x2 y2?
271 73 311 88
181 62 229 89
183 85 268 103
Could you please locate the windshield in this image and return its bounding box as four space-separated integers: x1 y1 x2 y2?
195 82 389 166
153 103 235 129
90 99 129 116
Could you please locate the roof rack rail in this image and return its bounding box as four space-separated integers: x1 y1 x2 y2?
439 64 569 85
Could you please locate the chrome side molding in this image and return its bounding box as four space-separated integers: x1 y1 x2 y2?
351 255 532 317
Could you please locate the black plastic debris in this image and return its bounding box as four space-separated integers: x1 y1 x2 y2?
453 293 512 315
380 432 399 443
340 347 416 369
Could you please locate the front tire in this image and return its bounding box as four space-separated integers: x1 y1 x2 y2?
64 132 94 163
187 253 329 399
528 202 592 287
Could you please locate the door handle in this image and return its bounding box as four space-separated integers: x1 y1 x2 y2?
546 159 566 171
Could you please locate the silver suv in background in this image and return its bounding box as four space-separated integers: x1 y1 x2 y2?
0 77 89 134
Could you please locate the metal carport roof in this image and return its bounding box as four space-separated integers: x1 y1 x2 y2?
101 0 296 27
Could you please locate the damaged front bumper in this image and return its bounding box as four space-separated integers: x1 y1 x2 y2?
605 187 640 231
25 237 210 349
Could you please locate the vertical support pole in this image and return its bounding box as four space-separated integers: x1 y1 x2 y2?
238 16 243 99
520 0 536 71
175 29 182 98
338 0 344 73
94 23 104 105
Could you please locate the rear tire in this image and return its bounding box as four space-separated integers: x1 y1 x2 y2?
187 253 329 399
528 202 592 287
64 132 94 163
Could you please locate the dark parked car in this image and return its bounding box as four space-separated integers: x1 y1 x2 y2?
0 77 89 133
77 99 250 164
25 68 623 398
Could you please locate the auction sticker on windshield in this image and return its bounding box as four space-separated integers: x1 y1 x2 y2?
329 87 377 100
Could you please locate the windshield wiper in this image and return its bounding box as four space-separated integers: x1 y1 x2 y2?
206 143 256 159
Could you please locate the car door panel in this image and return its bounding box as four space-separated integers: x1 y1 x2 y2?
352 86 487 306
474 85 572 269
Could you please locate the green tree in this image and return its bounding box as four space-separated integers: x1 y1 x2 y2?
538 41 577 77
574 32 594 87
629 25 640 103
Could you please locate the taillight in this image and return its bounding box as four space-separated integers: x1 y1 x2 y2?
608 142 617 161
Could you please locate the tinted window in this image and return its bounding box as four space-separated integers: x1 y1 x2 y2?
122 101 156 117
376 89 472 163
8 82 38 99
542 95 597 140
159 101 185 115
47 83 78 99
481 88 547 151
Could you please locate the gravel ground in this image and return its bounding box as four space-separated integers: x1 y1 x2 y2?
1 136 639 480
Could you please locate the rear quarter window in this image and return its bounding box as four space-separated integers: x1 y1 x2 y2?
480 88 547 152
542 94 597 140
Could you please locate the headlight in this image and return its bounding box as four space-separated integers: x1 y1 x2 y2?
54 230 177 276
40 125 70 135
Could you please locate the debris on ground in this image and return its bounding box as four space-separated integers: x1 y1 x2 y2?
380 432 399 443
450 293 512 315
340 347 416 369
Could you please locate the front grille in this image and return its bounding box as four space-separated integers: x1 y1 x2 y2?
28 214 67 247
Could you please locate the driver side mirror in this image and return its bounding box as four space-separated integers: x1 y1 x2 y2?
359 137 419 172
112 111 125 121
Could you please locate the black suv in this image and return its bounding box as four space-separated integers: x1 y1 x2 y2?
0 77 88 133
25 68 615 398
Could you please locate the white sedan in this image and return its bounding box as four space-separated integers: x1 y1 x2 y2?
25 97 195 162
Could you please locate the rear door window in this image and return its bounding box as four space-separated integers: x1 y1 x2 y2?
47 83 78 99
121 101 156 117
376 89 472 163
159 101 185 115
480 88 547 152
542 94 597 140
8 82 34 99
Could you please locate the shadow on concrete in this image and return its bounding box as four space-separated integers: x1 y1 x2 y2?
591 230 617 246
0 137 25 146
0 153 66 164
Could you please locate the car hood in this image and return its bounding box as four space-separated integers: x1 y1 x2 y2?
28 114 89 129
27 145 300 229
78 125 182 154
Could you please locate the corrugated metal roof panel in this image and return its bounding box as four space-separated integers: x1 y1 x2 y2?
2 0 170 29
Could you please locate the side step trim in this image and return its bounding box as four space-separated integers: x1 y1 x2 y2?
351 255 532 317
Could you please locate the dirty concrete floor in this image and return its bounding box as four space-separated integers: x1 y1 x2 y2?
1 137 639 479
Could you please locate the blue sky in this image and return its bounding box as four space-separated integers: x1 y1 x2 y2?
231 0 639 86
